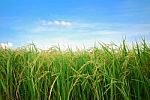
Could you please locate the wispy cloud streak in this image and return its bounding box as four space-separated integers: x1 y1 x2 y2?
39 20 72 27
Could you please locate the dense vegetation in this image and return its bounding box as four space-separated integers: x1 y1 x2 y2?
0 40 150 100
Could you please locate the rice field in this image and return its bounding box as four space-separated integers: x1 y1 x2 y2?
0 40 150 100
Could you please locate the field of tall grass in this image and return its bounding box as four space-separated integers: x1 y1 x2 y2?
0 40 150 100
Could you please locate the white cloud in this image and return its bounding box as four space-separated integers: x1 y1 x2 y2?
39 19 72 27
60 20 71 26
54 20 60 25
0 42 13 49
29 19 72 33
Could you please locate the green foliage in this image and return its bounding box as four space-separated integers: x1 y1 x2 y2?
0 40 150 100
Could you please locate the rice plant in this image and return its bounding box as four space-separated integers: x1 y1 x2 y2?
0 40 150 100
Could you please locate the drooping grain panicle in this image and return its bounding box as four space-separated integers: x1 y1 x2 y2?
0 40 150 100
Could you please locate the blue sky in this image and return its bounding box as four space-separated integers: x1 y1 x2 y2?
0 0 150 49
